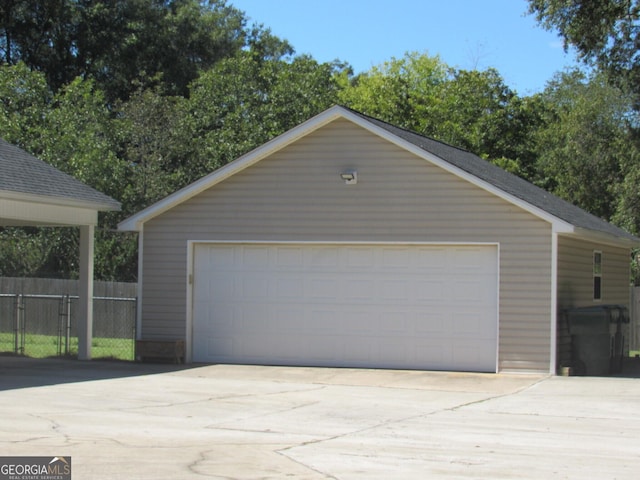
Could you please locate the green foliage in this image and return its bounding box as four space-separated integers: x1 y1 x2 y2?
185 52 340 180
338 52 450 131
1 6 639 284
0 0 284 102
39 78 128 198
0 62 51 146
115 87 189 212
535 69 638 220
528 0 640 105
0 228 52 277
338 52 547 181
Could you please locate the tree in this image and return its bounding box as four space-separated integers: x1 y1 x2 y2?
337 52 450 132
338 52 546 179
115 87 189 214
528 0 640 104
534 69 639 220
184 52 340 180
0 62 51 147
0 0 288 102
0 63 136 280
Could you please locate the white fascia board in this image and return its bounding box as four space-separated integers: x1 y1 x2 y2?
0 189 118 212
339 109 576 234
118 106 347 231
570 227 640 249
0 196 98 226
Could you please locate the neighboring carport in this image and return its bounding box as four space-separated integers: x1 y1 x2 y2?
0 138 120 359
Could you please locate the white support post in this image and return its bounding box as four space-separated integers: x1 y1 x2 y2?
550 232 559 375
77 224 95 360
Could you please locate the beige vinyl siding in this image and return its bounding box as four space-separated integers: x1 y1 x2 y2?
142 118 553 372
557 236 631 310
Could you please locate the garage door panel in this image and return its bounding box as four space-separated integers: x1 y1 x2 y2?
275 277 303 298
381 247 411 268
451 340 496 372
202 336 234 358
192 244 498 372
346 279 374 300
414 311 447 335
345 247 375 269
205 303 235 332
309 277 340 299
308 247 339 269
343 341 374 364
413 280 445 303
380 279 410 301
340 311 372 334
275 246 304 267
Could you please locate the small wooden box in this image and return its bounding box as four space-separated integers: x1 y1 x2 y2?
135 339 185 364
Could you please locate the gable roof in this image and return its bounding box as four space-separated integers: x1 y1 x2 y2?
118 106 639 246
347 108 638 244
0 138 120 210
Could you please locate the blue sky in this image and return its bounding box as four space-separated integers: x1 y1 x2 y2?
230 0 581 95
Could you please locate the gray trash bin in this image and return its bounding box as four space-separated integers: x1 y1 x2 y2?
567 305 629 376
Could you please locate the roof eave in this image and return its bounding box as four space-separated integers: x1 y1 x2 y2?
0 189 120 212
117 105 637 245
568 227 640 249
118 106 348 231
337 109 577 233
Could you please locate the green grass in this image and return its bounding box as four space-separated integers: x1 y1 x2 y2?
0 332 134 361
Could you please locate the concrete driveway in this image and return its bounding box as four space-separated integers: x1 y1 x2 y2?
1 357 639 479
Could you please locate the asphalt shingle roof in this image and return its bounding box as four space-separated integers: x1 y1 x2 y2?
0 138 120 210
348 108 639 243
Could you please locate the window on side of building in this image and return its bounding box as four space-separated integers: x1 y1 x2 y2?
593 251 602 301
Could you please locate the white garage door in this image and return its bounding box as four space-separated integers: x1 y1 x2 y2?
191 243 498 372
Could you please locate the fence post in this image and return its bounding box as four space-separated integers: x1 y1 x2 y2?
66 295 72 355
13 294 20 354
14 294 25 355
632 286 639 352
57 296 64 356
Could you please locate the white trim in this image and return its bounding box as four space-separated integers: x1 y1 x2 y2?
135 230 144 341
572 227 639 249
0 188 119 211
0 196 99 226
186 239 195 363
550 233 558 375
118 107 345 231
187 239 500 247
186 240 500 371
495 243 501 373
77 224 95 360
118 106 577 235
336 109 575 234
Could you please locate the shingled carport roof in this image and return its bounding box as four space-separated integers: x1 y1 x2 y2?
0 137 120 361
0 137 120 213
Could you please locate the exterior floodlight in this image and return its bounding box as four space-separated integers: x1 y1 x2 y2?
340 170 357 184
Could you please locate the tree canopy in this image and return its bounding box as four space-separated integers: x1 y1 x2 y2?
0 0 290 102
1 2 639 283
528 0 640 104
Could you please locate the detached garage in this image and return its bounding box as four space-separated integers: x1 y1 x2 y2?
119 106 639 374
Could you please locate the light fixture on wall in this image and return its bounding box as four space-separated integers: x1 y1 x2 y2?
339 170 358 185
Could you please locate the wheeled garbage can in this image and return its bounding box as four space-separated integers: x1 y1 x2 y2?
566 305 629 376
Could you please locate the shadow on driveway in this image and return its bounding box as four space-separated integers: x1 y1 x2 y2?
2 354 639 392
0 355 194 391
612 356 640 378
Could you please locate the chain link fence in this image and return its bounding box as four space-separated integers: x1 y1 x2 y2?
0 278 137 360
